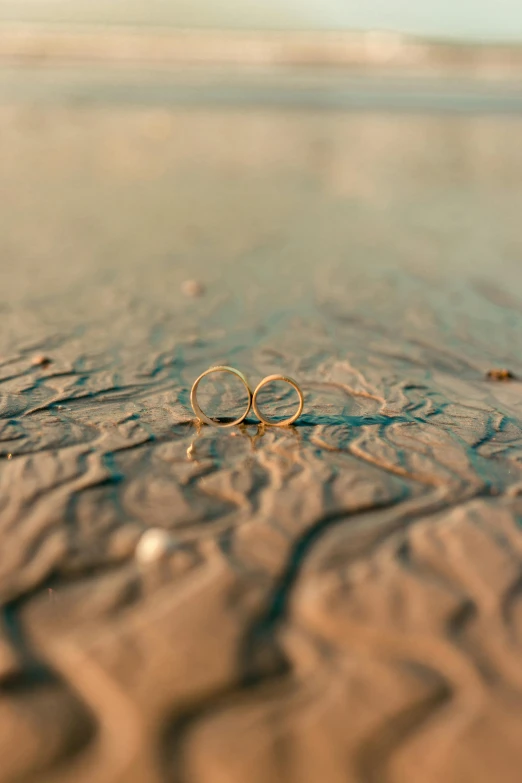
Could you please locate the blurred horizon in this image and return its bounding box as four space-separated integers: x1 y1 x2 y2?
1 0 522 43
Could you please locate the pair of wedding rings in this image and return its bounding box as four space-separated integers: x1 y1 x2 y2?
190 366 304 428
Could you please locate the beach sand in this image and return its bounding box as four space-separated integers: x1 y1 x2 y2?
1 83 522 782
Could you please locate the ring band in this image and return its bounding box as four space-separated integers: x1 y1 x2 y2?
252 374 304 427
191 366 252 428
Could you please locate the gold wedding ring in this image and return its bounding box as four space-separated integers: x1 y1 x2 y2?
190 366 252 427
252 374 304 427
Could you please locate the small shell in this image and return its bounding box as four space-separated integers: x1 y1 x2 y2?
135 528 176 564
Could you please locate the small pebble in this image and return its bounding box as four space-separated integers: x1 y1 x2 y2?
181 279 205 298
486 368 516 381
135 528 176 564
32 354 52 367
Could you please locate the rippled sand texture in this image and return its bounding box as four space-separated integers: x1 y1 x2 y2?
1 101 522 783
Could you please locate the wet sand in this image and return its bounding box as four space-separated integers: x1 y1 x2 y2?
1 86 522 782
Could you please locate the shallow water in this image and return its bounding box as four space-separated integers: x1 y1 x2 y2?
1 85 522 782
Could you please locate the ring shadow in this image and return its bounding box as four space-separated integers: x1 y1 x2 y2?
184 412 405 461
240 412 401 428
